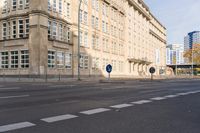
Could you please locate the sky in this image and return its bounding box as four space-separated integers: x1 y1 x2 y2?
144 0 200 44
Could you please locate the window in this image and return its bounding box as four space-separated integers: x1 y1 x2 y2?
80 55 84 68
7 22 11 39
48 20 52 38
19 0 23 9
92 16 95 28
2 22 7 40
11 51 18 68
84 11 88 24
25 19 29 37
79 10 83 23
84 56 89 69
48 51 55 68
21 50 29 68
80 31 83 46
65 53 72 68
96 17 99 29
52 21 57 39
56 52 64 68
48 0 51 11
53 0 56 12
1 52 9 68
25 0 29 7
12 0 17 10
2 0 7 12
18 19 24 38
66 27 70 43
84 32 88 47
12 20 16 39
67 3 70 18
59 0 62 14
59 23 63 40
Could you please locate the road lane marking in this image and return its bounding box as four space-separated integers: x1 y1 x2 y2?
177 92 190 96
164 95 178 98
50 85 76 88
80 108 110 115
0 87 20 90
0 122 35 132
0 95 30 99
131 100 152 105
150 97 166 101
41 114 78 123
110 104 132 109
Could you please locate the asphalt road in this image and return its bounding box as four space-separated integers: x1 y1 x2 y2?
0 79 200 133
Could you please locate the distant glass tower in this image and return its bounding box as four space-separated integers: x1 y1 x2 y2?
184 31 200 51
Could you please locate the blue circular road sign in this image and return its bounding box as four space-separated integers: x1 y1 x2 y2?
106 64 112 73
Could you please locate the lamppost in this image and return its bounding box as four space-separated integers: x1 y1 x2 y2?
77 0 83 81
175 49 178 76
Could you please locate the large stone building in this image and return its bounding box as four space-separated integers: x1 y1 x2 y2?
0 0 166 77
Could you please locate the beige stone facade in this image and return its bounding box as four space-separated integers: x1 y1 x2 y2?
0 0 166 77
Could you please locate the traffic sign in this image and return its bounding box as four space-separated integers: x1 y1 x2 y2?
106 64 112 73
149 67 156 74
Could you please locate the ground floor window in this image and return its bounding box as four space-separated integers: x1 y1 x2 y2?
11 51 18 68
48 51 55 68
21 50 29 68
65 53 72 69
80 54 89 69
56 52 64 68
1 51 9 68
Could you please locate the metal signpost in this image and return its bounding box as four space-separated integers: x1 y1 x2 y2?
106 64 112 80
149 67 156 81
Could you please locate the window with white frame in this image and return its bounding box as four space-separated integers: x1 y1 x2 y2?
12 20 16 39
92 0 95 9
25 0 29 7
56 52 64 68
2 0 7 13
95 17 99 29
48 20 52 38
96 0 99 11
25 19 29 37
66 27 70 43
19 0 23 9
18 19 24 38
59 0 62 14
52 21 57 39
84 56 89 69
84 11 88 25
59 23 63 40
48 0 51 11
53 0 56 12
65 53 72 69
80 10 83 23
80 31 83 46
7 22 11 39
84 32 88 47
1 51 9 68
92 16 95 28
48 51 55 68
67 3 71 18
11 51 19 68
2 22 7 40
12 0 17 10
80 55 84 68
21 50 29 68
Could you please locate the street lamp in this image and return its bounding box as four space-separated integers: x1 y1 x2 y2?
77 0 83 81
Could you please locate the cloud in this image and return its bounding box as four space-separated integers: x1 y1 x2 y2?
144 0 200 44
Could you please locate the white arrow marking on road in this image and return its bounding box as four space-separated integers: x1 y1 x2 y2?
0 95 30 99
0 122 35 132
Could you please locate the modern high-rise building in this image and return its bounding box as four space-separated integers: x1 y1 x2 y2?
184 31 200 51
0 0 167 77
166 44 184 65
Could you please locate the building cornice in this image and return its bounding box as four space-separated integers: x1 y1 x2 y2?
127 0 151 20
149 29 167 44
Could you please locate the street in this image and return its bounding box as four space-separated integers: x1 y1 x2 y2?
0 79 200 133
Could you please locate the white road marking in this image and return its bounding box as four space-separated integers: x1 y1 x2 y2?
80 108 110 115
41 114 78 123
110 104 132 109
131 100 152 105
0 122 35 132
50 85 76 88
0 95 29 99
0 87 20 90
150 97 166 101
177 92 190 96
164 95 178 98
